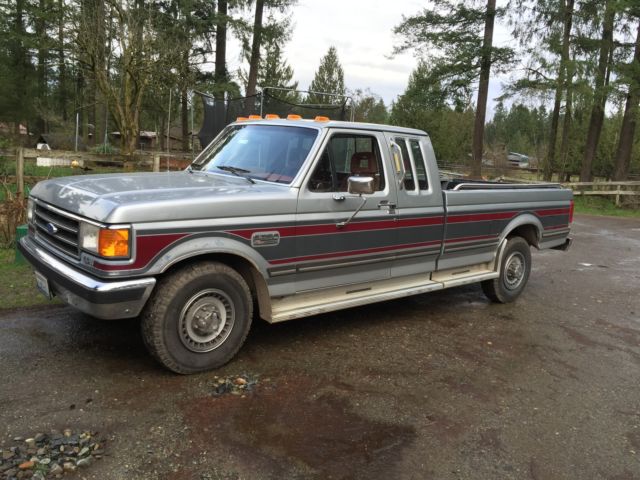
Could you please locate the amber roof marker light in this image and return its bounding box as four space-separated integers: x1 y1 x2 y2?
248 115 262 120
265 114 280 119
314 116 330 122
286 114 302 120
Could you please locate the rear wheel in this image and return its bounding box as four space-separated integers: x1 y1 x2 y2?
482 236 531 303
141 262 253 374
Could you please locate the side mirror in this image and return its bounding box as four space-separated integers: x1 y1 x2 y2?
347 176 375 195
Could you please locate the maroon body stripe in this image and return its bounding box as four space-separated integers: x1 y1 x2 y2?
95 233 188 271
544 224 569 231
447 211 516 223
228 207 569 240
537 208 571 216
444 234 497 244
227 216 444 240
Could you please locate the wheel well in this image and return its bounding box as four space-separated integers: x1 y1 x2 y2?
162 253 272 321
507 224 540 248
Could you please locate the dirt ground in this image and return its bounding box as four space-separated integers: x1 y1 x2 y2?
1 214 639 480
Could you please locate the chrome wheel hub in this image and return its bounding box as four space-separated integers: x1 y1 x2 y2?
503 252 526 290
179 289 235 352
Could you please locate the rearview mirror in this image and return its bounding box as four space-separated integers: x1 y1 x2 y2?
347 176 374 195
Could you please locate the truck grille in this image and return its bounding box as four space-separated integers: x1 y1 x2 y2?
33 203 80 259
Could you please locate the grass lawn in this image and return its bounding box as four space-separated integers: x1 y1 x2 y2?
0 247 59 310
573 196 640 218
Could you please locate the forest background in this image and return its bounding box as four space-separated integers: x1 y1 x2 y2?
1 0 639 181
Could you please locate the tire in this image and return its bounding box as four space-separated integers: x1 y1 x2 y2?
141 261 253 374
482 236 532 303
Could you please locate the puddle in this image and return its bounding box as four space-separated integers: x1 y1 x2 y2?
182 375 415 478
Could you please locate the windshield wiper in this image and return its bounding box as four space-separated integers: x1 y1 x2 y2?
216 165 255 184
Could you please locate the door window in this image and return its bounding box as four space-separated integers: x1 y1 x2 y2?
308 134 386 192
394 137 416 191
409 139 429 190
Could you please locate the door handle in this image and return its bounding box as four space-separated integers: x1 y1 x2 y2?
378 201 396 211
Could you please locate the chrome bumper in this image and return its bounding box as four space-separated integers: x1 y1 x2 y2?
18 236 156 320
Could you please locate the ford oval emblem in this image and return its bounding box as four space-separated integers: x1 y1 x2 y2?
45 222 58 235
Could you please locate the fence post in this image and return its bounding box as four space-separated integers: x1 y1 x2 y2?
16 146 25 200
153 153 160 172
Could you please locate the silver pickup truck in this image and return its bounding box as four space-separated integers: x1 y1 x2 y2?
18 117 573 373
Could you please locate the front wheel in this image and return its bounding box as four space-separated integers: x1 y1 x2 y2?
141 262 253 374
482 236 532 303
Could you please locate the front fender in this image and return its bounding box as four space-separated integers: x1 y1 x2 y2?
146 235 271 277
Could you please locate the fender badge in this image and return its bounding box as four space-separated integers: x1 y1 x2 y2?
251 231 280 247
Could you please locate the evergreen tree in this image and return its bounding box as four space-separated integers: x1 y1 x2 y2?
351 89 388 124
613 7 640 180
307 46 346 105
394 0 515 176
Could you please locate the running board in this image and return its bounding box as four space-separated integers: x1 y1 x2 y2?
269 265 499 323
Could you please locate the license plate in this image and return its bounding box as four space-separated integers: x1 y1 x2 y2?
34 271 52 300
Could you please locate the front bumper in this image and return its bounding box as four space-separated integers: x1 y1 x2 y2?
18 236 156 319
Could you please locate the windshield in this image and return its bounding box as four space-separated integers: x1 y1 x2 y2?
192 124 319 184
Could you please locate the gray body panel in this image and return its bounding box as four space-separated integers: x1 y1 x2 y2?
23 118 573 320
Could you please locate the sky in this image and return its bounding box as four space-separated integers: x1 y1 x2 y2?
226 0 515 117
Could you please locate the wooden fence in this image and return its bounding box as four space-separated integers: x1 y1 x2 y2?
561 181 640 206
3 147 194 200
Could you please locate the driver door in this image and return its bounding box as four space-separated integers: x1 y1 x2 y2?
294 129 397 293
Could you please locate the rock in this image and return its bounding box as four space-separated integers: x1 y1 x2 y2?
24 439 35 448
49 464 63 476
2 450 15 460
18 461 34 470
13 437 24 442
4 468 18 477
34 433 46 443
36 448 46 456
76 457 91 468
62 462 76 472
32 473 44 480
234 377 247 386
39 458 51 465
79 447 90 457
62 429 71 438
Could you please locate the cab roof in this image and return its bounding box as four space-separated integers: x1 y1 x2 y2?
231 117 429 137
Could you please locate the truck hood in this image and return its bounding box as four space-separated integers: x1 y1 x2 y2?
30 171 296 223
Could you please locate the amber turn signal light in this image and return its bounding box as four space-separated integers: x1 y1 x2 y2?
98 228 130 257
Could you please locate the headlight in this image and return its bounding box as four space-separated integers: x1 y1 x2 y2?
27 198 34 223
80 223 130 258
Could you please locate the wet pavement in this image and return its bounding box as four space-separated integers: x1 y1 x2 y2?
1 214 639 479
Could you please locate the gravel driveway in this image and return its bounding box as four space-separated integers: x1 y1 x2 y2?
1 214 639 480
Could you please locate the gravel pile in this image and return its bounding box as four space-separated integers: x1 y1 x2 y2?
212 374 260 397
0 430 105 479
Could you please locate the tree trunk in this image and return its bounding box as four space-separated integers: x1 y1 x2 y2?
57 0 68 122
35 0 48 135
544 0 574 182
470 0 496 178
181 88 189 151
214 0 227 100
612 20 640 181
558 52 575 181
245 0 264 114
580 0 615 182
